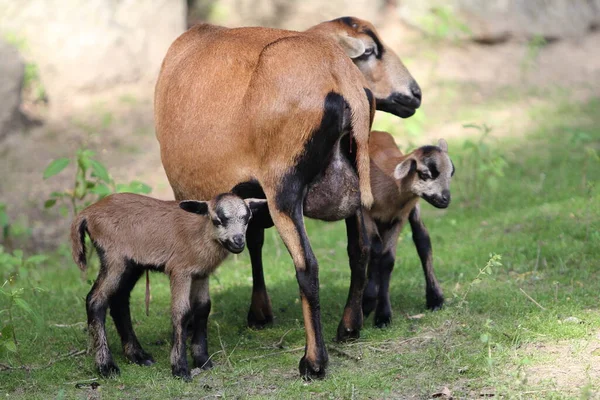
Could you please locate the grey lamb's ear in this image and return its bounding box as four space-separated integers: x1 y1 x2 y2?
438 138 448 153
337 34 366 59
244 198 268 217
179 200 209 215
394 159 416 180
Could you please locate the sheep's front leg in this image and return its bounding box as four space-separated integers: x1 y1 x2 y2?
189 276 212 370
373 220 403 327
169 274 193 380
265 182 328 380
336 209 370 341
408 205 444 310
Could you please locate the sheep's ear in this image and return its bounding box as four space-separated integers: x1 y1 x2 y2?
179 200 209 215
244 198 268 217
438 138 448 153
337 35 366 59
394 159 416 180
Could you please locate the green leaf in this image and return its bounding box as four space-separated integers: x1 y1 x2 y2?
1 324 14 341
49 191 65 199
90 183 111 197
44 199 57 208
4 340 17 352
89 159 110 183
480 333 489 343
43 158 70 179
14 297 34 315
26 254 48 265
12 249 23 260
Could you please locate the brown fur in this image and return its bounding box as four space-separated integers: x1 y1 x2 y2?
362 131 453 325
154 17 420 378
71 193 261 380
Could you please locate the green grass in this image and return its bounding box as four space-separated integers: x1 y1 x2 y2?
1 98 599 399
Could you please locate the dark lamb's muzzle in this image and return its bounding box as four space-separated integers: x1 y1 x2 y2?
423 192 451 209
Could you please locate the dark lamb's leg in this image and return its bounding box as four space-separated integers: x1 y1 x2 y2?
373 220 403 328
408 205 444 310
86 247 122 377
109 263 154 366
189 276 212 370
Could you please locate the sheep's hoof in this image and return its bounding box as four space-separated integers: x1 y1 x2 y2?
126 349 155 366
98 361 120 377
299 356 327 380
172 365 192 381
374 313 392 328
335 323 360 342
362 295 377 319
247 310 273 329
193 356 213 370
426 292 444 311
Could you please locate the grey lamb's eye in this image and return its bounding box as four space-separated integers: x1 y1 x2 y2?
364 47 375 56
418 170 431 181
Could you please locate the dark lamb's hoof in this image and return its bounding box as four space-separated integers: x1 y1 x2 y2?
299 356 327 381
193 356 214 370
362 297 377 319
374 314 392 329
98 362 120 378
247 310 274 330
127 350 155 366
172 366 192 382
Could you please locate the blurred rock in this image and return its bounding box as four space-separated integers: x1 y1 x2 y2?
0 39 24 140
0 0 186 107
206 0 385 30
397 0 600 42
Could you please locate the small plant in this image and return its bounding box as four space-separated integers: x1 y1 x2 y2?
0 248 45 360
0 203 32 252
520 34 547 75
43 148 152 217
455 123 508 207
419 5 472 43
456 253 502 309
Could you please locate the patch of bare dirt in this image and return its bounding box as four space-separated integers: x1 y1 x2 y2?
516 330 600 398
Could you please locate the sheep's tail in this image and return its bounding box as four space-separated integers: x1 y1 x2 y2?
70 213 88 271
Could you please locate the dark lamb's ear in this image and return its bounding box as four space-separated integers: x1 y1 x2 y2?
179 200 209 215
394 159 417 180
244 198 268 217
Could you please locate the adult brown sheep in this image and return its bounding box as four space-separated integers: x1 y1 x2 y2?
155 16 421 379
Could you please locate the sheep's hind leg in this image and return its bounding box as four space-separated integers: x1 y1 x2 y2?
86 249 122 377
246 213 275 329
189 276 212 370
336 209 370 341
109 262 154 366
373 220 403 328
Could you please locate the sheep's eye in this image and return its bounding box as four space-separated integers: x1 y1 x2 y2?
418 171 431 180
212 219 222 227
363 47 375 56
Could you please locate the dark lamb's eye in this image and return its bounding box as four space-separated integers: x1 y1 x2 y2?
418 171 430 180
364 47 375 56
212 219 222 227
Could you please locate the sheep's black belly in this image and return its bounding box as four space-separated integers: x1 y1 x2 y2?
303 145 360 222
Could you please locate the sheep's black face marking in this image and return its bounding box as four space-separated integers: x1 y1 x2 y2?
410 147 454 209
212 195 252 254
